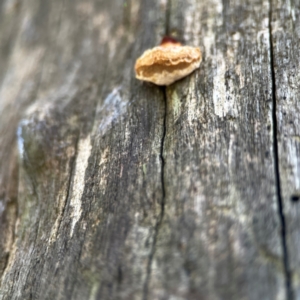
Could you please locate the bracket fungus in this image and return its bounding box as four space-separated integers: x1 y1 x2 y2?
135 37 202 86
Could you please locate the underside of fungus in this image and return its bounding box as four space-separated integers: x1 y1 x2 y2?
135 37 202 86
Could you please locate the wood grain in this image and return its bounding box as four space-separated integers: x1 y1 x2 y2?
147 0 287 299
271 0 300 298
0 0 166 299
0 0 298 299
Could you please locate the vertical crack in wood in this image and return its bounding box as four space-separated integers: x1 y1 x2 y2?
143 3 171 297
165 0 171 36
143 87 167 300
268 2 293 299
56 132 80 239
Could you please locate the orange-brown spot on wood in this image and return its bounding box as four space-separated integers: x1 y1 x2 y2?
135 38 202 86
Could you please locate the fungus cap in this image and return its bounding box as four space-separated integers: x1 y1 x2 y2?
135 38 202 86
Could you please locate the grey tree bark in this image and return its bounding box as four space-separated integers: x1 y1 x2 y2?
0 0 299 299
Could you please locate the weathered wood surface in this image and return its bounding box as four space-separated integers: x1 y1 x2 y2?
0 0 299 299
271 0 300 297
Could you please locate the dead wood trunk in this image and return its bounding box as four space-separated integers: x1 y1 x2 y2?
0 0 299 299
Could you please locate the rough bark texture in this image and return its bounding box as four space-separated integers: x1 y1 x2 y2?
271 0 300 298
0 0 299 299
